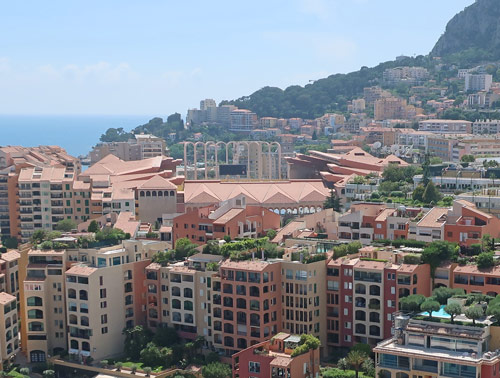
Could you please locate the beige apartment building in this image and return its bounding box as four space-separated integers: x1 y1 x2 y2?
19 239 168 363
0 292 20 368
280 254 327 354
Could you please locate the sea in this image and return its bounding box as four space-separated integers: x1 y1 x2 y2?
0 114 159 157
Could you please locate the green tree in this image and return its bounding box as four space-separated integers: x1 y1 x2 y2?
433 287 465 305
400 294 426 312
420 299 440 319
115 362 123 371
422 241 459 278
412 185 425 202
123 326 152 360
444 303 463 324
352 343 371 356
422 181 441 204
88 220 99 233
152 326 180 348
486 303 500 322
56 219 77 232
201 362 232 378
465 306 484 325
266 229 277 239
2 237 18 249
346 350 369 378
31 230 47 244
174 238 197 259
461 154 475 163
337 358 348 371
324 189 341 212
140 342 164 367
476 252 495 269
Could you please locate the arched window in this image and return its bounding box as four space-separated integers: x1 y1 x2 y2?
183 288 193 298
68 289 76 299
152 191 157 197
27 296 43 306
164 191 169 196
146 191 151 197
184 300 193 311
170 190 175 196
171 287 181 297
5 317 10 328
250 313 260 326
237 338 247 349
158 191 163 196
82 342 90 351
70 340 78 350
172 299 181 309
140 191 145 197
184 313 193 323
81 316 89 326
224 336 234 347
69 314 77 325
79 290 88 300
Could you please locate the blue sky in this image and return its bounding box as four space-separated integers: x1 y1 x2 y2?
0 0 473 116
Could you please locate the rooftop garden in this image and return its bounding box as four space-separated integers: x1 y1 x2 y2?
401 288 496 327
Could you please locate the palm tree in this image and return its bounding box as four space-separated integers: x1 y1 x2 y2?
346 350 368 378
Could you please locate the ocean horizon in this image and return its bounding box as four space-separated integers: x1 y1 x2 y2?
0 114 162 157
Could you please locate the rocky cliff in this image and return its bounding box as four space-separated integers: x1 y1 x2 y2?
431 0 500 58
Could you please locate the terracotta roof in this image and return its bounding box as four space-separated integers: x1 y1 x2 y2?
417 207 448 228
0 250 20 262
184 180 329 206
355 259 387 270
137 175 177 190
66 265 98 276
213 208 244 225
272 221 306 243
114 212 140 237
270 356 292 367
221 260 275 272
453 265 500 275
375 208 396 222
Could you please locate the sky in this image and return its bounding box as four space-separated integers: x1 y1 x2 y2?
0 0 474 116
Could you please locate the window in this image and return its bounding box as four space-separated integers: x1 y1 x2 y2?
344 322 351 329
100 301 107 308
344 308 348 316
102 327 108 334
249 362 261 373
100 289 106 298
391 287 395 294
344 335 351 342
101 314 108 324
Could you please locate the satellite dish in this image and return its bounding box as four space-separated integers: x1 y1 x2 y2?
373 141 382 149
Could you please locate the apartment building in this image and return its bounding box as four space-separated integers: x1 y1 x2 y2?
374 97 408 121
17 167 91 242
325 253 431 354
375 312 500 378
0 146 81 241
172 196 280 246
0 292 19 368
18 240 168 363
229 109 258 132
419 119 472 134
364 86 391 105
214 260 282 357
232 333 321 378
280 254 327 354
465 73 493 92
19 247 68 363
457 188 500 217
473 119 500 134
259 117 279 129
383 67 429 86
427 135 460 162
145 253 223 347
338 203 387 244
89 134 167 164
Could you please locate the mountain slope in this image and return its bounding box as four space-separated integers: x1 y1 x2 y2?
222 56 429 119
431 0 500 59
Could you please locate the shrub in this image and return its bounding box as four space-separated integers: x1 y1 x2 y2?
476 252 495 269
291 334 320 357
403 254 421 264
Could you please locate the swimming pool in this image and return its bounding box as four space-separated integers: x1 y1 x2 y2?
419 305 451 318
